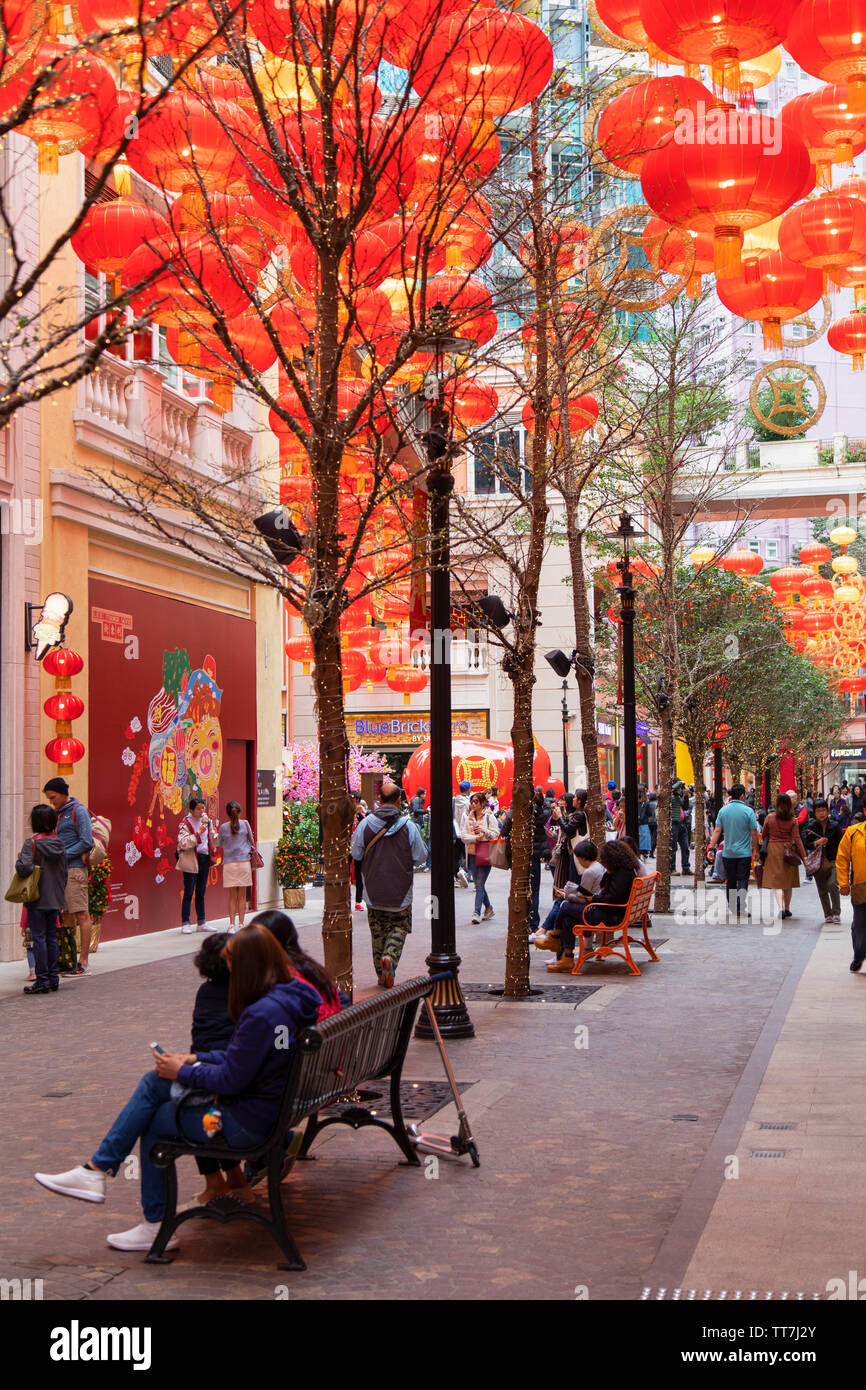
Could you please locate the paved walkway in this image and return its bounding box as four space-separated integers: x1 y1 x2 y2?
2 865 860 1300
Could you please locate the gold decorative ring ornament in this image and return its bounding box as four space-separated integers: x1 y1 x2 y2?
588 203 694 313
778 296 833 350
583 73 650 183
748 360 827 437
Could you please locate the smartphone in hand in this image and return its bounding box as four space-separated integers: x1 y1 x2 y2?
150 1042 165 1055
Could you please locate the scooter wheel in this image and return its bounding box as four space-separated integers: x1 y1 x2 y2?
468 1140 481 1168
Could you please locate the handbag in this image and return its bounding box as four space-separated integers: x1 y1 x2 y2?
783 842 802 867
5 839 41 904
489 838 508 869
246 821 264 869
474 839 491 868
804 847 827 877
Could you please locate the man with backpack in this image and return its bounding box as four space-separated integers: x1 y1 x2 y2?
351 780 427 989
42 777 94 976
836 817 866 972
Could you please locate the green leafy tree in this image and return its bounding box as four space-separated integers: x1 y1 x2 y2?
746 373 814 442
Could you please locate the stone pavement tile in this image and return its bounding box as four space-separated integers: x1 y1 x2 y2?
1 873 838 1299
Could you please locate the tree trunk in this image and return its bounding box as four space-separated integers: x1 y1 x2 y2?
564 501 606 843
504 663 535 997
656 705 675 911
311 606 354 993
688 739 707 885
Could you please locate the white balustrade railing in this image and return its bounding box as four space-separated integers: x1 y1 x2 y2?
83 357 131 430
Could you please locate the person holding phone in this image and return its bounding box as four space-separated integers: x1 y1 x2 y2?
33 926 325 1252
461 792 499 923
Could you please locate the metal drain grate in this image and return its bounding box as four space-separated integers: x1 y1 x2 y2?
759 1122 795 1131
322 1079 469 1124
460 983 602 1004
751 1149 786 1158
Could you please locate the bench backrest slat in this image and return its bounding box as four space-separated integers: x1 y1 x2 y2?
627 873 658 925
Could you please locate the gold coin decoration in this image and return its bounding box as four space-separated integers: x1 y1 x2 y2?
583 73 651 183
748 360 826 437
778 296 833 350
588 204 694 313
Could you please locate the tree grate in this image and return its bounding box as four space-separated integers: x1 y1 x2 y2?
322 1079 469 1124
759 1122 795 1130
751 1150 786 1158
460 983 602 1004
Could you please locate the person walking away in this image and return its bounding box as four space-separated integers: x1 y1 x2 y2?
760 793 806 919
409 785 430 871
177 798 217 934
637 786 653 858
351 780 426 988
647 792 658 857
836 815 866 970
461 793 499 922
350 794 367 910
218 801 255 933
669 778 691 875
803 799 843 924
16 804 68 995
43 776 93 976
708 783 758 921
452 779 472 887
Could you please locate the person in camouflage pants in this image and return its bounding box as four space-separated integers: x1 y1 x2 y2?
350 781 426 989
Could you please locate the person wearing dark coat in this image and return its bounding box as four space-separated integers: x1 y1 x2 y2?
187 933 251 1205
802 801 844 923
16 804 68 995
546 840 641 971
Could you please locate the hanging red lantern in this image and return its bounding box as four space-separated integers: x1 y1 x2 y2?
800 573 835 600
789 85 866 186
71 199 171 294
768 566 813 598
127 92 253 220
828 312 866 370
386 664 428 706
285 635 314 676
444 378 499 429
799 542 833 568
45 736 86 775
715 250 823 350
779 195 866 289
642 218 714 297
639 0 801 97
0 39 118 174
596 76 715 175
720 547 764 576
640 114 812 275
43 692 85 721
165 313 276 410
522 394 599 436
786 0 866 113
413 9 554 118
593 0 650 46
42 647 84 680
124 236 256 328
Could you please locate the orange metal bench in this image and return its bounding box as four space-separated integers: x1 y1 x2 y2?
572 872 660 977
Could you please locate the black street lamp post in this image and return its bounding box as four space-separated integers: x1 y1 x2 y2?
561 679 569 792
414 309 474 1042
616 511 639 843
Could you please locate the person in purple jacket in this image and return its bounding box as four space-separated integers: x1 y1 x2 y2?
33 925 327 1252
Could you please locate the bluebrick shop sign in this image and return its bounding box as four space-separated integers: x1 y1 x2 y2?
347 710 488 745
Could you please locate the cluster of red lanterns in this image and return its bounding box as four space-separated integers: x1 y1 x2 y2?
591 1 866 367
42 648 86 775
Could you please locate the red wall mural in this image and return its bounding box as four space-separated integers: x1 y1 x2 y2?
88 578 257 940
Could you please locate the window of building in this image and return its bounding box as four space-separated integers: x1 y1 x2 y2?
472 424 528 495
748 539 762 555
765 539 779 561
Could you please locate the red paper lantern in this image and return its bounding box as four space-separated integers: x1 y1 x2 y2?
639 0 800 96
716 250 823 349
720 547 764 576
789 85 866 186
642 218 714 297
127 92 253 209
124 236 256 328
640 114 812 275
45 736 86 774
768 565 813 597
43 692 85 721
522 394 599 436
42 647 84 679
799 542 833 567
285 635 313 675
0 40 117 174
413 10 554 118
800 573 835 600
593 0 650 46
779 195 866 284
71 199 170 288
596 76 715 175
444 378 499 428
786 0 866 113
828 312 866 370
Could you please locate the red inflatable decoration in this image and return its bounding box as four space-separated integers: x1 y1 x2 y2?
402 737 552 809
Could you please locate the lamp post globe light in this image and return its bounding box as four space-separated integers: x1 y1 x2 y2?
414 302 475 1042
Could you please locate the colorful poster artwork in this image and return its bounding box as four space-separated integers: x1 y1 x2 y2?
124 650 224 878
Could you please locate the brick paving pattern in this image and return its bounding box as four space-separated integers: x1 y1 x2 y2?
1 871 830 1300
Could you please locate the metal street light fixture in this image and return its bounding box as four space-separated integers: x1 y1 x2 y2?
413 302 475 1042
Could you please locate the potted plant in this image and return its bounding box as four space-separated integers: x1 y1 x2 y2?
275 800 320 908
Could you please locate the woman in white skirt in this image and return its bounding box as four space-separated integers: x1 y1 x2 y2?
218 801 255 932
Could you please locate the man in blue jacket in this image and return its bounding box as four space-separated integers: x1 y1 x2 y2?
43 776 94 975
351 780 426 988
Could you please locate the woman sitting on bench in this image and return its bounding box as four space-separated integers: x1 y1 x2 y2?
33 925 333 1253
545 839 641 973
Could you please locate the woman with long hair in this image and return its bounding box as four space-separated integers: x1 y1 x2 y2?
218 800 256 932
176 796 217 934
33 925 327 1253
461 792 500 923
760 793 806 919
251 910 340 1017
546 838 641 972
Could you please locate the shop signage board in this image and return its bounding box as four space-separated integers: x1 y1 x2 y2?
346 709 489 745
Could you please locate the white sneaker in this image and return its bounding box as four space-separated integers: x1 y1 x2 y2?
181 924 193 935
457 869 470 888
34 1164 106 1203
106 1220 179 1252
201 923 221 933
471 913 481 924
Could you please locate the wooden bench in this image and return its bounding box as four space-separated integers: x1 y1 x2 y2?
572 872 660 977
145 974 434 1271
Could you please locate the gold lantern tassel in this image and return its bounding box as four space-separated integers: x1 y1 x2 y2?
856 285 866 307
847 75 866 114
403 693 411 707
854 353 864 372
48 1 66 33
816 160 833 190
836 139 854 166
114 162 132 197
686 273 702 298
213 381 233 412
714 226 742 278
762 319 782 351
38 141 59 176
711 47 740 100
